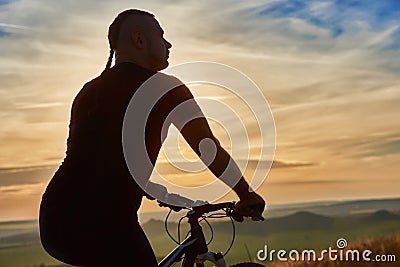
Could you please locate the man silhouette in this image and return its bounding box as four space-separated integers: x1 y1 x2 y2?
39 9 265 267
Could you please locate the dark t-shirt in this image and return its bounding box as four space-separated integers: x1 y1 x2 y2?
42 62 201 223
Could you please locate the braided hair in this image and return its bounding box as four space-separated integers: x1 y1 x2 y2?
104 9 154 71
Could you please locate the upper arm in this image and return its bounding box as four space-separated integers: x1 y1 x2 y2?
169 85 218 154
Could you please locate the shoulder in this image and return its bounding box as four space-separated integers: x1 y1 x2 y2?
143 71 194 99
74 75 102 100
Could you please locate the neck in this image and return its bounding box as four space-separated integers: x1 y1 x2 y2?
115 51 153 70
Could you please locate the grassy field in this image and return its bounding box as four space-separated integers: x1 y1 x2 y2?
145 212 400 266
0 245 66 267
0 208 399 267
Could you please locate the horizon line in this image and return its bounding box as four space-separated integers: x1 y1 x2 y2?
1 196 400 224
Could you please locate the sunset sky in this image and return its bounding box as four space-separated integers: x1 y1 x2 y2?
0 0 399 221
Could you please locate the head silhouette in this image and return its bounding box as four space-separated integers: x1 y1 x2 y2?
104 9 172 72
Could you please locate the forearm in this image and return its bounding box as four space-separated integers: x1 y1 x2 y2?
178 117 252 198
232 177 252 199
200 140 252 199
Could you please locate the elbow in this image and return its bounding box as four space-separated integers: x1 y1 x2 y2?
197 136 224 167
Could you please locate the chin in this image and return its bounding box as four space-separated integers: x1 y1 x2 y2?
158 61 169 71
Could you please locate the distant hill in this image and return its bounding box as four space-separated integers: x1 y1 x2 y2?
268 211 334 231
264 197 400 219
141 209 400 237
0 231 39 246
366 209 400 221
137 198 400 223
327 198 400 215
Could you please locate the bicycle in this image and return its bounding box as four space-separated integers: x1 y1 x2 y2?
157 200 265 267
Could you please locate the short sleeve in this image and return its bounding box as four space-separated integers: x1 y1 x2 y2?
167 85 204 130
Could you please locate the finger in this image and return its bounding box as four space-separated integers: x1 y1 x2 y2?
236 207 252 217
251 215 264 221
145 194 155 200
232 211 244 222
249 209 264 221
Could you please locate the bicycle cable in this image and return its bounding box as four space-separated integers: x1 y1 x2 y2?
163 207 237 256
164 209 180 245
225 215 235 256
201 211 236 256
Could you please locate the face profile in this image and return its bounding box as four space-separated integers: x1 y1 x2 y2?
144 18 172 71
115 13 172 71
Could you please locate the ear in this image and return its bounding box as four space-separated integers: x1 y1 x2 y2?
131 30 145 50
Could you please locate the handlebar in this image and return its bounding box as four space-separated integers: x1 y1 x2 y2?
158 200 264 222
192 201 234 215
149 182 264 221
192 202 249 222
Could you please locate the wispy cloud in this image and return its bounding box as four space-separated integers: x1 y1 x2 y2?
15 102 66 109
0 164 57 187
0 164 56 174
0 183 44 196
0 22 32 30
253 0 400 42
171 0 400 73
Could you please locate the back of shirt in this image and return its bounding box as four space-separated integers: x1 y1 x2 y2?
42 62 201 221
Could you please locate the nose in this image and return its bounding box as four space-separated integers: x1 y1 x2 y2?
165 38 172 49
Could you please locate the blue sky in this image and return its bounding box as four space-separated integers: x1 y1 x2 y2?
0 0 399 220
257 0 400 50
254 0 400 48
0 29 8 37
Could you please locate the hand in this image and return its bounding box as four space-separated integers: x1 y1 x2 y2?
157 200 183 212
235 192 265 221
145 193 155 200
157 193 195 212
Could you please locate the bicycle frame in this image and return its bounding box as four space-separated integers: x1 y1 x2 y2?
158 206 229 267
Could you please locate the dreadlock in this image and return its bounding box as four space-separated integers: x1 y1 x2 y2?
104 9 154 72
